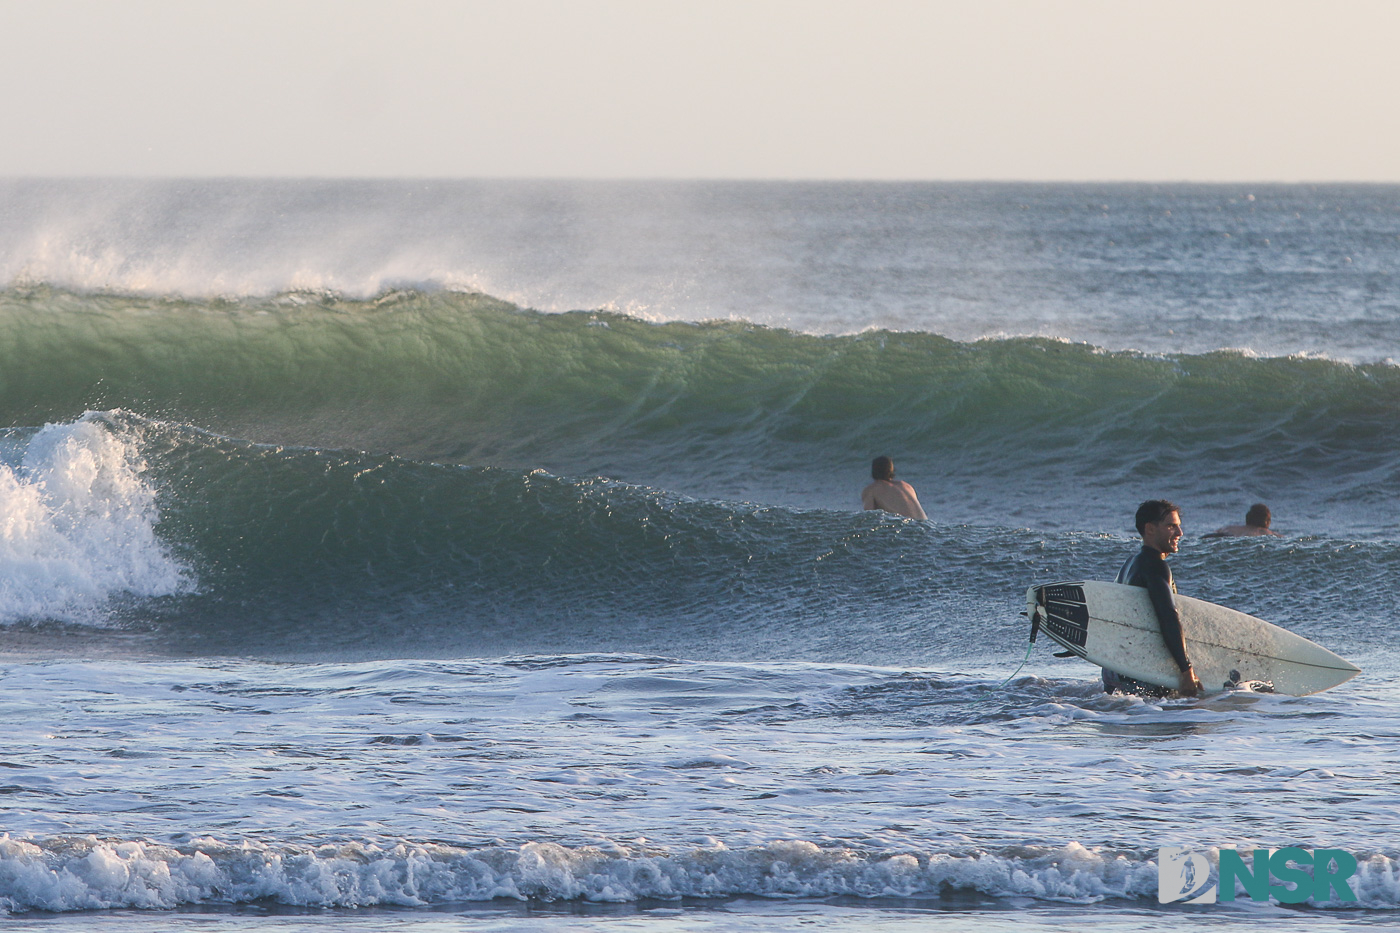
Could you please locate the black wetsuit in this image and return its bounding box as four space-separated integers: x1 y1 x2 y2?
1102 544 1191 695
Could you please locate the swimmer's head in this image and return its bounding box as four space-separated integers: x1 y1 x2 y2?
871 456 894 481
1245 503 1271 528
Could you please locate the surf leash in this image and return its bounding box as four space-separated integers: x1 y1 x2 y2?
997 636 1037 689
997 599 1043 689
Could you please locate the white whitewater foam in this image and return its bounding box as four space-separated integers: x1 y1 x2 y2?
0 414 189 624
3 835 1396 914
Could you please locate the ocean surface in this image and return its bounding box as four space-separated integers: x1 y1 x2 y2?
1 180 1398 931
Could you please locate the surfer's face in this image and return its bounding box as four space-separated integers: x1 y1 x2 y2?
1144 511 1183 554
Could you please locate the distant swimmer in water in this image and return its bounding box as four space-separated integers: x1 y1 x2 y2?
1202 503 1281 539
861 456 927 520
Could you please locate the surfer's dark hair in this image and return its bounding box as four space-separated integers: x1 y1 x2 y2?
871 456 894 481
1134 499 1179 535
1245 503 1271 528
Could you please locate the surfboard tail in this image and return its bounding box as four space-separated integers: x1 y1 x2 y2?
1026 583 1091 659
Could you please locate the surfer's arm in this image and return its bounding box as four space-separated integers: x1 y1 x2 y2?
1148 582 1201 696
1144 571 1192 675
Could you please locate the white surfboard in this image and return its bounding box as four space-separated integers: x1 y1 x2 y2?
1025 580 1360 696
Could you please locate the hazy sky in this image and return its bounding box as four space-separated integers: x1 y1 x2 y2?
3 0 1397 181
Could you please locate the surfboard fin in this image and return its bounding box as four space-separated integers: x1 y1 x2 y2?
1028 590 1045 644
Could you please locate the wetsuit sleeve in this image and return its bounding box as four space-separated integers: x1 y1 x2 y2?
1145 560 1191 673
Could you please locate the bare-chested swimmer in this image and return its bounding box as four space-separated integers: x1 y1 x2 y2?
861 456 927 520
1202 503 1281 539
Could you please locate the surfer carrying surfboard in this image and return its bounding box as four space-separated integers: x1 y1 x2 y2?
1102 500 1204 698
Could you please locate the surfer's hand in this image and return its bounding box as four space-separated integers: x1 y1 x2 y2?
1178 666 1202 697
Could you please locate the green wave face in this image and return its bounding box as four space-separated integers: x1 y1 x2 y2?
3 287 1397 531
